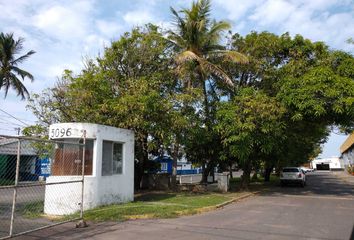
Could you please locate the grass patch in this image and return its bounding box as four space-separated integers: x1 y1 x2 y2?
18 201 44 219
81 192 245 222
0 178 14 186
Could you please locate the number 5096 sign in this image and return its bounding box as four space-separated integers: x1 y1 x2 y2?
50 128 72 138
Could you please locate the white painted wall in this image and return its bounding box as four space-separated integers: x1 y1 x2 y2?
177 162 192 170
44 123 134 215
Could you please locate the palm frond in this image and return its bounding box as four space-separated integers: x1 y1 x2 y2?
177 51 234 86
176 50 200 64
0 32 34 99
209 50 249 64
9 72 29 99
170 6 185 31
166 31 185 49
13 37 25 55
168 0 236 88
198 59 234 87
208 21 231 38
203 44 225 52
197 0 211 20
12 50 35 65
12 66 34 81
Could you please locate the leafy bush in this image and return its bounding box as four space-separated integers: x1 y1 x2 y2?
346 165 354 175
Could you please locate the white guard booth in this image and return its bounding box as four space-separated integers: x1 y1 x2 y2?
44 123 134 215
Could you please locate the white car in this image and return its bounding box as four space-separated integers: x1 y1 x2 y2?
280 167 306 187
301 167 314 173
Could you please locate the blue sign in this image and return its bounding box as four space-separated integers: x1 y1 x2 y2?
40 158 51 177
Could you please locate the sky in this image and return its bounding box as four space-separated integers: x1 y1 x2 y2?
0 0 353 158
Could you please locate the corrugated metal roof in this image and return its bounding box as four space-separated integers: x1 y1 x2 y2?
0 137 18 146
0 138 37 155
340 133 354 154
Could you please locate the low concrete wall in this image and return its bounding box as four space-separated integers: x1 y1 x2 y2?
148 174 171 190
44 176 92 215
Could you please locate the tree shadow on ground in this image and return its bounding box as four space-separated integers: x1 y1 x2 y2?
257 172 354 197
134 192 178 202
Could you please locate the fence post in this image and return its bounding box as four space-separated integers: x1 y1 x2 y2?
80 131 86 220
76 130 88 228
9 139 21 236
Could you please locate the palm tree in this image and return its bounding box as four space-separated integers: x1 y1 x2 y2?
168 0 247 120
167 0 247 183
0 32 35 99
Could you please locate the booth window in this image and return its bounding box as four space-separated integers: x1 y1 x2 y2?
52 139 93 176
102 141 123 176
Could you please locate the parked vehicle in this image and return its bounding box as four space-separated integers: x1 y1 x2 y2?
280 167 306 187
301 167 314 173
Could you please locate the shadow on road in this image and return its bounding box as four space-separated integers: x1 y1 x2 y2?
258 172 354 198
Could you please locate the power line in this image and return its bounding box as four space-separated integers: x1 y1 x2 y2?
0 117 32 128
0 127 18 132
0 114 35 124
0 108 30 127
0 120 24 127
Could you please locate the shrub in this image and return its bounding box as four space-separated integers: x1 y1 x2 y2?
346 165 354 175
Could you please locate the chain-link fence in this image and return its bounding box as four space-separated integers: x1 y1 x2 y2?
0 135 86 239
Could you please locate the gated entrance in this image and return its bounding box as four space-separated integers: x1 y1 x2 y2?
0 134 87 239
316 163 330 171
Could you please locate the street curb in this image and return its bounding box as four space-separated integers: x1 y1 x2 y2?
216 191 260 209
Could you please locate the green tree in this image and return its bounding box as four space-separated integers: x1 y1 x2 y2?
0 32 35 99
27 25 183 189
226 31 354 185
215 88 286 188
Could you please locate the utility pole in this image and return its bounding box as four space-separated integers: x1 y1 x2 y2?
14 128 21 136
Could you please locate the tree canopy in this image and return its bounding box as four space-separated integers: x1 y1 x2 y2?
26 0 354 189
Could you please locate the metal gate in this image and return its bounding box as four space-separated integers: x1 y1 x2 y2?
0 134 86 239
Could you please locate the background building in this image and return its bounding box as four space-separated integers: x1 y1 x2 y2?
340 133 354 169
311 157 342 171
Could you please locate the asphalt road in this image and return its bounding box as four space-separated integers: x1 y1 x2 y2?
0 184 51 239
11 171 354 240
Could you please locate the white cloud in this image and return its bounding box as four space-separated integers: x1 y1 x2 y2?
83 34 108 56
96 20 123 38
33 1 93 41
249 0 296 26
122 10 157 26
214 0 264 22
214 0 354 52
290 0 352 11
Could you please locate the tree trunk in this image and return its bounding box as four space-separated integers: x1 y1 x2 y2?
202 80 212 132
200 161 209 183
264 165 274 182
229 162 233 179
170 143 178 191
135 135 149 190
201 161 215 184
240 160 252 189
